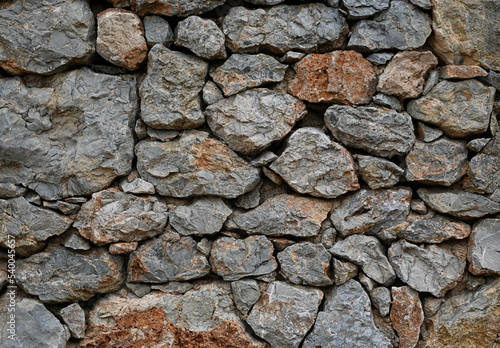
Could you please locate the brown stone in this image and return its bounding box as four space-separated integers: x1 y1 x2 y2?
440 65 488 79
288 51 377 105
390 286 423 348
377 51 438 99
109 242 138 255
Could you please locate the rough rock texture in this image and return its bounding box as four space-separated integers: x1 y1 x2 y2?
332 258 358 285
231 279 261 314
277 242 332 286
223 4 349 55
390 286 423 348
468 219 500 275
205 89 307 155
96 9 147 71
74 188 168 245
366 52 394 65
247 281 323 348
342 0 390 19
358 155 404 189
210 236 277 281
416 122 443 143
372 93 403 111
16 247 124 303
132 0 226 17
399 213 471 244
348 1 432 51
226 194 332 237
407 80 495 138
377 51 438 99
371 286 391 317
440 65 488 79
202 81 224 105
139 45 208 129
270 128 359 198
109 242 138 255
467 138 500 194
0 197 72 256
288 51 377 105
119 177 155 194
135 131 260 198
325 105 416 158
143 15 174 48
175 16 226 60
0 69 136 201
60 303 86 339
302 280 390 348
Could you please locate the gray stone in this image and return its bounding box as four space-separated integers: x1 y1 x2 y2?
270 127 359 198
0 197 72 256
410 199 427 214
422 69 440 95
0 184 27 198
245 0 285 4
119 177 156 194
467 138 500 194
388 240 467 297
277 242 333 286
479 70 500 91
126 282 152 297
0 298 69 348
468 219 500 275
0 69 136 201
332 258 358 285
60 303 86 339
223 4 348 55
410 0 432 9
42 200 80 215
24 191 41 204
175 16 226 60
303 280 390 348
366 52 394 65
399 213 471 244
342 0 390 19
247 281 323 348
62 231 91 251
325 105 416 158
330 187 412 237
371 287 391 317
467 138 490 153
131 0 226 17
0 0 95 75
17 247 124 303
372 93 403 111
348 1 431 52
407 80 496 138
231 279 261 314
146 128 180 142
143 15 174 48
416 122 444 142
211 236 277 281
417 188 500 218
359 272 377 292
197 238 213 257
330 235 396 286
135 118 148 140
250 151 278 167
206 89 307 155
150 281 192 295
170 197 232 236
358 155 404 189
139 45 208 129
280 51 306 63
234 182 262 210
202 81 224 105
74 189 168 246
136 130 261 198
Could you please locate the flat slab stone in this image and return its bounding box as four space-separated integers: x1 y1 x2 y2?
468 219 500 275
398 213 471 244
131 0 226 17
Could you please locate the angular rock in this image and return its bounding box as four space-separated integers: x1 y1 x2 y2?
348 1 432 51
390 286 423 348
247 281 323 348
399 213 471 243
342 0 390 19
175 16 226 60
128 233 210 283
226 194 332 237
332 258 358 285
206 89 307 155
407 80 495 138
270 128 359 198
210 236 277 281
416 122 443 142
277 242 332 286
132 0 226 17
202 81 224 105
405 138 468 186
358 155 404 189
417 188 500 218
467 138 490 153
411 199 428 214
62 231 91 251
136 131 261 198
280 51 305 63
170 197 232 236
0 69 136 200
467 138 500 194
440 65 488 79
0 197 72 256
423 69 440 95
325 105 416 158
223 4 349 55
139 45 208 129
42 200 80 215
371 287 391 317
143 15 174 48
231 279 261 314
109 242 138 255
330 235 396 285
147 128 180 142
60 303 86 339
410 0 432 9
372 93 403 112
74 189 168 245
234 182 262 210
377 51 438 99
16 247 124 303
366 52 394 65
119 177 155 194
468 219 500 275
211 54 287 96
250 152 278 167
388 240 467 297
288 50 377 105
303 280 390 348
0 184 27 198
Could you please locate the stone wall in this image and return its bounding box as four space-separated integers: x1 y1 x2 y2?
0 0 499 347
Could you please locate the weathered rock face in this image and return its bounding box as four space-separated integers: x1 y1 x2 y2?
60 303 86 339
226 194 332 237
16 247 124 303
205 89 307 155
303 280 390 348
0 0 95 75
143 15 174 48
407 80 496 138
288 51 377 105
131 0 225 17
440 65 488 79
270 128 359 198
358 155 404 189
0 197 72 256
390 286 423 348
342 0 390 19
0 69 136 201
468 219 500 275
332 258 358 285
231 279 261 314
325 105 416 158
175 16 226 60
467 138 500 194
135 131 261 198
223 4 349 55
247 281 323 348
399 213 471 244
348 1 432 52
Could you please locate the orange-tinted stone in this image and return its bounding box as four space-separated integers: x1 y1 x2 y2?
440 65 488 79
390 286 423 348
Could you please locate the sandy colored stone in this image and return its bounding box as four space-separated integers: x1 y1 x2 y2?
390 286 423 348
440 65 488 79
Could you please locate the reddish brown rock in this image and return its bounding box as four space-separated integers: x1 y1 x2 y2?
109 242 138 255
96 9 148 71
390 286 423 348
440 65 488 79
377 51 438 99
288 51 377 105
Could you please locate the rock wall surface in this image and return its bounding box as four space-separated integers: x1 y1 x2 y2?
0 0 499 347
